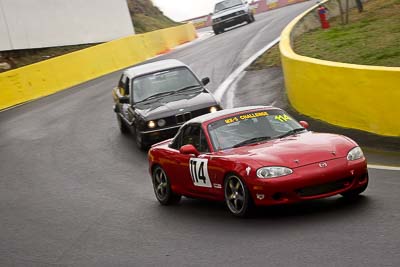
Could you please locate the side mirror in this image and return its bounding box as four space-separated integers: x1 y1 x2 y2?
119 96 129 104
299 121 309 129
179 144 200 156
201 77 210 86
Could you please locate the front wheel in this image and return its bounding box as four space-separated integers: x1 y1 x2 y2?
116 114 130 134
134 128 147 150
224 175 253 217
152 166 181 205
247 14 254 23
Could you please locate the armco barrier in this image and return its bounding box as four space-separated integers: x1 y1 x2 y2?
0 23 197 110
280 1 400 137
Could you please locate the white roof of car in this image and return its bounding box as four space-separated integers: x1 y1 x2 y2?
187 105 278 124
123 59 188 79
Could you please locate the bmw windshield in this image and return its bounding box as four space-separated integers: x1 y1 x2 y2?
214 0 243 13
132 67 201 103
207 110 306 150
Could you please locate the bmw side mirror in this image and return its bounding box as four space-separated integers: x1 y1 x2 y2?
201 77 210 86
299 121 309 129
119 96 130 104
180 144 200 156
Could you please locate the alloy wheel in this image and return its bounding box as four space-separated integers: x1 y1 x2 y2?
225 176 247 215
153 167 168 202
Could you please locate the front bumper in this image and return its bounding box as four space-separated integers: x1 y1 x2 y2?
213 13 249 29
247 157 368 206
139 125 181 145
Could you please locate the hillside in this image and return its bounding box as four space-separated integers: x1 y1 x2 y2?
128 0 180 33
0 0 179 72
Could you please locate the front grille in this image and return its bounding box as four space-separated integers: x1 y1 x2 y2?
175 112 192 124
221 11 244 21
221 13 236 20
191 107 211 118
296 177 353 197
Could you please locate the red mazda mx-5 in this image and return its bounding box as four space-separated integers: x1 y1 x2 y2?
148 106 368 217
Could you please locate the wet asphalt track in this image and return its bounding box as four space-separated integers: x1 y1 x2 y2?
1 2 400 266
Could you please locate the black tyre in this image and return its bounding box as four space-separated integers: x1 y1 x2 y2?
213 27 224 35
224 174 253 217
152 166 181 205
134 128 147 150
116 114 130 134
341 183 368 199
247 14 253 23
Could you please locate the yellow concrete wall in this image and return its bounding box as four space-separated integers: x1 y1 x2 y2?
0 23 197 110
280 2 400 137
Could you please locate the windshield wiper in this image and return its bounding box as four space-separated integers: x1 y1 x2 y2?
175 85 202 93
276 128 306 139
135 91 174 103
232 136 272 148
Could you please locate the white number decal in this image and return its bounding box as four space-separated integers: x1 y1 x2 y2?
189 158 212 188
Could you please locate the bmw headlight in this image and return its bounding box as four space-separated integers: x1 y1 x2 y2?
148 120 156 129
347 147 364 161
209 106 218 113
157 119 166 127
256 167 293 178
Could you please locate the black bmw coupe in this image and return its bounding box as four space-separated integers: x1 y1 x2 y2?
112 59 221 149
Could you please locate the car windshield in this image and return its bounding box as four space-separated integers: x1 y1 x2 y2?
132 67 201 103
214 0 243 13
207 109 306 151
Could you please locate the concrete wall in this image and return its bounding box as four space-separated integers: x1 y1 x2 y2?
0 23 197 110
280 0 400 137
0 0 134 51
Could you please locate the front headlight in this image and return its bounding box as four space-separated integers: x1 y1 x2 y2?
347 146 364 161
148 120 156 129
256 167 293 178
157 119 166 127
209 106 218 113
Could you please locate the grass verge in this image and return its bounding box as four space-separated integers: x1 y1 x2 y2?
249 0 400 70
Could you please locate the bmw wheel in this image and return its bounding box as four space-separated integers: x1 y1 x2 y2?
152 166 181 205
224 175 252 217
134 127 147 150
116 114 130 134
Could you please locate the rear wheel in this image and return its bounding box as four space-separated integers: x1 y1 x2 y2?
152 166 181 205
224 175 252 217
341 183 368 199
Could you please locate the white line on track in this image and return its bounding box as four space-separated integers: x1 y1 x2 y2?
214 36 280 104
368 164 400 171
